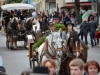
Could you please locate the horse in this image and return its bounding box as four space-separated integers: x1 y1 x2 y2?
37 30 63 74
60 31 88 75
25 17 42 48
6 17 19 49
1 19 5 35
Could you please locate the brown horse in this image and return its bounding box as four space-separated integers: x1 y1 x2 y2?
1 19 5 35
60 31 88 75
25 18 42 48
6 17 19 49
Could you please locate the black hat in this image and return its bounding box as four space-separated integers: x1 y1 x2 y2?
42 15 47 18
11 10 14 12
65 21 74 27
33 67 49 74
53 15 60 20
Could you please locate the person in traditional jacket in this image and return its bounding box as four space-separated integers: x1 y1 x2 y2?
61 21 79 53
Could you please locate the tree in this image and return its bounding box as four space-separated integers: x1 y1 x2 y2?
75 0 80 24
8 0 22 3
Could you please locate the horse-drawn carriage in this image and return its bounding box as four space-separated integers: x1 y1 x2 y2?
28 27 88 75
1 3 42 50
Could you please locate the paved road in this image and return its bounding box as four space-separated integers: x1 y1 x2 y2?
0 32 30 75
0 26 100 75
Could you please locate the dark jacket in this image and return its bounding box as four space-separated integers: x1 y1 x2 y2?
88 20 98 32
80 22 89 35
64 16 70 25
88 14 93 22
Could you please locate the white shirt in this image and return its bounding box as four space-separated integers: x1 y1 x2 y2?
32 12 37 18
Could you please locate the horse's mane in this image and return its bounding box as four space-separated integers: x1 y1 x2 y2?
67 31 80 46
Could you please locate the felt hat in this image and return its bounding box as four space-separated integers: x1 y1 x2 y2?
48 22 55 27
53 15 60 20
65 21 74 27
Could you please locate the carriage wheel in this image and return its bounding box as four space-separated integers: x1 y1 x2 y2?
29 58 33 68
6 40 9 49
29 55 36 69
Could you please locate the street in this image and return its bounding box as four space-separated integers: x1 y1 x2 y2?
0 26 100 75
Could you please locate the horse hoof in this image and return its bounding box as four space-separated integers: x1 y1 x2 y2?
13 47 17 50
10 47 13 50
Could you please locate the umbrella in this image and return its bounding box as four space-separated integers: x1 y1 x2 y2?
1 3 34 10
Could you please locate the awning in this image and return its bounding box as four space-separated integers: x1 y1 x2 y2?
66 2 92 7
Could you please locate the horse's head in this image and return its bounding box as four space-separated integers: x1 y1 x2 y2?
67 31 82 57
32 18 37 25
45 30 63 58
47 30 63 51
26 18 33 27
11 17 18 26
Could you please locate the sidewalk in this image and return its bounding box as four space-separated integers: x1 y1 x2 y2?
74 25 100 48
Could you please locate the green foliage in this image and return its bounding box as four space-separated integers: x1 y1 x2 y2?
86 45 89 50
32 23 66 52
8 0 22 3
55 23 66 31
32 35 46 51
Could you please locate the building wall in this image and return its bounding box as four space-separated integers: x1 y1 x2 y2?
0 0 5 6
65 0 89 3
36 0 65 12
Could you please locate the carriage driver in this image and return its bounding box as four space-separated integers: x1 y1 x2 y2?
10 10 16 19
61 21 79 52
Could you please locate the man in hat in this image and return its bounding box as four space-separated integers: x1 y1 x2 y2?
63 11 70 25
40 15 49 33
32 23 56 51
10 10 16 19
19 10 27 20
53 15 60 24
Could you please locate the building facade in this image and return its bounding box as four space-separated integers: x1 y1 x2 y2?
64 0 92 11
34 0 65 12
0 0 5 6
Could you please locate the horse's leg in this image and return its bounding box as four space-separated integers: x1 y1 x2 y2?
55 58 62 74
13 39 17 50
26 35 33 49
4 27 6 35
9 36 13 49
1 26 5 35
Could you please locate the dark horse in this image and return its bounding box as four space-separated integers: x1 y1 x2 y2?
6 17 19 49
25 18 42 49
60 31 88 75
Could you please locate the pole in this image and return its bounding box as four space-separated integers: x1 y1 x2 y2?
97 0 99 26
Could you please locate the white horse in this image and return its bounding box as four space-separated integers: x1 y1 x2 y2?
37 30 63 74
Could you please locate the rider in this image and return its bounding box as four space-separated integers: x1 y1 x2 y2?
19 10 27 20
10 10 16 19
53 15 60 24
62 21 79 53
32 23 56 51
